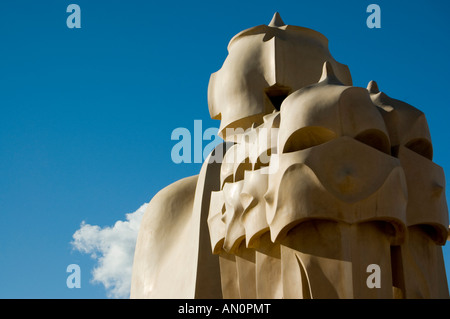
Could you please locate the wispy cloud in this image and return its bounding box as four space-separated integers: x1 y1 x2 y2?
71 203 148 298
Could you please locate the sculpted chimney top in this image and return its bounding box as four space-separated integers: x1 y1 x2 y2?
268 12 286 27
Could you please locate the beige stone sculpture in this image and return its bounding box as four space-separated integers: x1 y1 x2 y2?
130 13 449 299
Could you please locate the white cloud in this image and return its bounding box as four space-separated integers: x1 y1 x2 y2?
71 203 148 299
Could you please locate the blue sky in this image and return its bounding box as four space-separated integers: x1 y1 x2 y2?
0 0 449 298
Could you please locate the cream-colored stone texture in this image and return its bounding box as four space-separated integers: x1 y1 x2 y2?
130 13 449 299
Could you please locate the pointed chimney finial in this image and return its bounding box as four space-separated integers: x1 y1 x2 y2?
367 80 380 94
269 12 286 27
319 61 334 82
318 61 342 85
